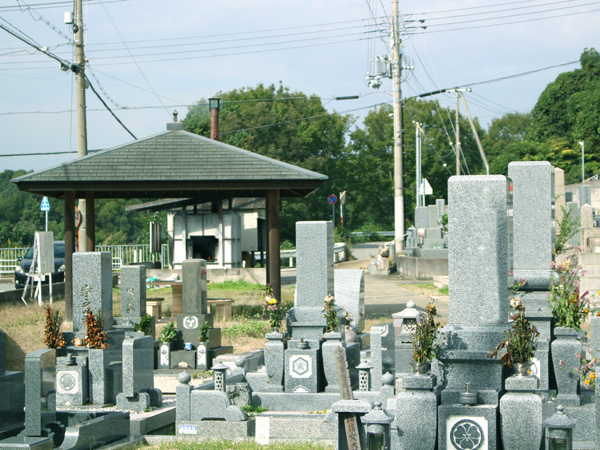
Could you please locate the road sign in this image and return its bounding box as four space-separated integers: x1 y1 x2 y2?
340 191 347 205
40 196 50 212
328 194 337 204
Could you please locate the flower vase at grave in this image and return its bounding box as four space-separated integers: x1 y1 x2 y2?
551 327 582 406
322 331 344 392
512 362 532 377
159 342 173 370
197 341 209 371
264 329 285 392
410 361 431 375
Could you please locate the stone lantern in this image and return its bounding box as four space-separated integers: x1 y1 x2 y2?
544 405 576 450
211 362 228 392
361 401 393 450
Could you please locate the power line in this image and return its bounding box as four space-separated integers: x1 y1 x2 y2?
0 0 133 12
85 74 136 139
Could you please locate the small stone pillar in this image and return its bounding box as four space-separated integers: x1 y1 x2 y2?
176 371 192 422
322 331 344 393
356 362 372 392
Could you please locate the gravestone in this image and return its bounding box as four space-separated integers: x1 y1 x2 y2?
567 201 581 247
393 301 420 376
579 184 592 207
427 205 439 228
286 221 333 342
508 161 554 390
120 265 146 320
72 252 113 334
116 336 162 411
369 323 395 391
436 198 446 223
437 175 509 450
24 349 56 437
334 269 365 332
581 204 594 229
414 206 429 229
177 259 214 347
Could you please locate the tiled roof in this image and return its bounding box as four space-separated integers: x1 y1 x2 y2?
12 128 327 198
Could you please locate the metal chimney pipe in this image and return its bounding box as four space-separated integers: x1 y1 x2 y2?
209 98 220 141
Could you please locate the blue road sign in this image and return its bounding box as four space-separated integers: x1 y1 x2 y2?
40 196 50 212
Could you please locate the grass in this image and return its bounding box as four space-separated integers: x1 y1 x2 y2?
397 282 449 298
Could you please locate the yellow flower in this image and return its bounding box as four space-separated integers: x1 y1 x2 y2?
591 372 596 380
585 379 590 385
267 298 277 305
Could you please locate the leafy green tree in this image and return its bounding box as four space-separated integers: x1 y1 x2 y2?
183 83 353 241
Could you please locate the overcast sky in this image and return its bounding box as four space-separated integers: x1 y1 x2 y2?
0 0 598 172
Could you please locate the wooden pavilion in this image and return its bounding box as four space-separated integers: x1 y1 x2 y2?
12 120 327 319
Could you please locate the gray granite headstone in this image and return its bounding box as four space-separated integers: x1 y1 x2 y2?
120 265 146 318
122 336 154 397
72 252 113 333
438 175 508 408
334 269 365 332
296 221 333 308
567 201 581 247
182 259 208 314
579 184 592 207
56 354 88 406
581 204 594 228
508 161 554 289
414 206 428 229
369 323 395 391
24 349 56 437
427 205 439 228
436 198 446 222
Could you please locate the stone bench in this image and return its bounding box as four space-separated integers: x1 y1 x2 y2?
208 298 234 321
146 297 165 320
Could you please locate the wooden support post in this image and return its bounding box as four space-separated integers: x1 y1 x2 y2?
85 191 95 251
64 192 75 321
266 189 281 302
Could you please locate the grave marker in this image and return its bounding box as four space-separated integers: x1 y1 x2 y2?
334 346 361 450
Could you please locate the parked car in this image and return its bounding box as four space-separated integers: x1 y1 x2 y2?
14 241 66 289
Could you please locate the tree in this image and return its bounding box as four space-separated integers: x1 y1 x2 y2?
183 83 353 241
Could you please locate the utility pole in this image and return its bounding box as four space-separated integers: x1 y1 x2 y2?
414 122 424 208
448 88 470 176
74 0 89 250
392 0 404 253
580 141 585 182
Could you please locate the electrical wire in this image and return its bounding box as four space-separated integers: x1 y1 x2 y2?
0 0 133 12
16 0 74 43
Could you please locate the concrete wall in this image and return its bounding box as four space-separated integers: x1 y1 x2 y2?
395 256 448 280
146 267 266 285
0 282 65 305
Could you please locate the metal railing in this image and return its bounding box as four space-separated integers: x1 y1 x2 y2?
0 244 169 275
252 242 346 268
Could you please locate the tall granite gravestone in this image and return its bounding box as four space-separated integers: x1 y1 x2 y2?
579 184 592 208
334 269 365 333
436 175 509 450
567 201 581 247
72 252 113 334
508 161 554 390
24 349 56 437
414 206 429 229
0 330 25 439
555 167 566 225
436 198 446 223
119 265 147 323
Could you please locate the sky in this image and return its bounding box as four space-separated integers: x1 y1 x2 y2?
0 0 598 173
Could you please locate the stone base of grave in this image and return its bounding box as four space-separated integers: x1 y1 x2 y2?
176 420 253 439
251 391 385 412
116 388 161 412
0 435 53 449
168 345 233 370
438 404 498 450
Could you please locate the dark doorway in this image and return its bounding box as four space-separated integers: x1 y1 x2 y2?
191 236 218 262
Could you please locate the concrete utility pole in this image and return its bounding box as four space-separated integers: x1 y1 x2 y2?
74 0 89 250
448 88 470 176
392 0 404 253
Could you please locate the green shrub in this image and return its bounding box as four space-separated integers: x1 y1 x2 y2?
222 319 270 339
209 280 264 291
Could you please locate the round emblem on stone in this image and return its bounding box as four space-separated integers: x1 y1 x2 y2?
183 316 199 329
59 373 76 392
450 419 484 450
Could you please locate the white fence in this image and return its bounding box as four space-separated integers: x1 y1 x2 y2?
0 244 170 275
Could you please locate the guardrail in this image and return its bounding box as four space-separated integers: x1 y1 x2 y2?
252 242 346 268
349 231 395 237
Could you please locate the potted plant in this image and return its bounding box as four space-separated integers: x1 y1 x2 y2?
158 322 177 369
84 309 108 350
323 294 339 333
262 284 284 332
548 248 590 404
488 297 539 376
197 321 211 370
199 320 210 343
134 313 154 336
411 297 443 374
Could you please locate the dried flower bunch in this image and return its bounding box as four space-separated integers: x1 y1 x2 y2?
323 294 339 333
488 296 539 366
43 305 66 349
411 297 444 364
84 309 108 349
549 247 590 331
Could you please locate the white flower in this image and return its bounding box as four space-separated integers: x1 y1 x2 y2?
509 296 522 309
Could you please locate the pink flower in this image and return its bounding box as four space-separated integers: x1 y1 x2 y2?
560 360 564 367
